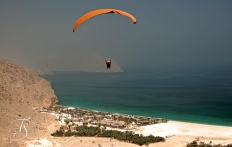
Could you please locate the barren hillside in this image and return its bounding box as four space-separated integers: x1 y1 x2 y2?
0 58 58 146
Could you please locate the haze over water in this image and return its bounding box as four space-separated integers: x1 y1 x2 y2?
43 67 232 127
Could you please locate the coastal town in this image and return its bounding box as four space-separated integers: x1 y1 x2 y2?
39 105 168 130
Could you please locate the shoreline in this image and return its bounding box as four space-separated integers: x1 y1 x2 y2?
52 104 232 127
46 105 232 136
26 105 232 147
42 105 168 129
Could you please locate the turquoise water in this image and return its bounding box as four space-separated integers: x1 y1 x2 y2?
42 67 232 126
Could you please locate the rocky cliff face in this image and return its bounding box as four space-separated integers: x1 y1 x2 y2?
0 58 58 146
0 58 58 107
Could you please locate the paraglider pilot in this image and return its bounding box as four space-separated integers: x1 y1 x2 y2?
105 60 111 69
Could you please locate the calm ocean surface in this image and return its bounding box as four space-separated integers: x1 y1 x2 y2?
42 67 232 126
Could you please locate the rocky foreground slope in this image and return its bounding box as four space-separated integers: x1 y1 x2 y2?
0 58 58 146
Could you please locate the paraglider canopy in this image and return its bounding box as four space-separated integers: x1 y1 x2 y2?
73 9 137 32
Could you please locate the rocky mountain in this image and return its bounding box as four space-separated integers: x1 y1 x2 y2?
0 58 58 146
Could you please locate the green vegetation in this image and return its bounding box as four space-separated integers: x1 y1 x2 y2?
186 141 232 147
75 125 101 136
51 125 165 146
98 130 164 146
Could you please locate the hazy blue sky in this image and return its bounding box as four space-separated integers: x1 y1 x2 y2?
1 0 232 70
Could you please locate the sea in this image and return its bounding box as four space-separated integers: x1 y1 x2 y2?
42 67 232 127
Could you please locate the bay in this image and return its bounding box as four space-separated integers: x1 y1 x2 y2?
42 67 232 126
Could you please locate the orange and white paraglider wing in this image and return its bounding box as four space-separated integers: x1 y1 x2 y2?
72 9 136 32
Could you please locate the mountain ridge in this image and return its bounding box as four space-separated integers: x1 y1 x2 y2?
0 58 58 146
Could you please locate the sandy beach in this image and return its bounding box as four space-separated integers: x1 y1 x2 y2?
135 121 232 146
136 121 232 138
24 120 232 147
